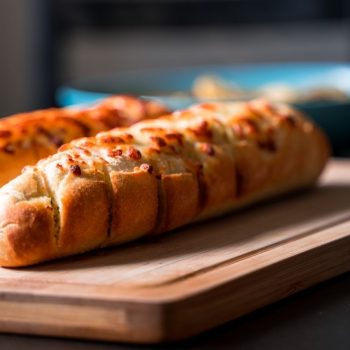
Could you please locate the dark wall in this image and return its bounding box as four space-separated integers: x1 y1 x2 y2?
0 0 349 116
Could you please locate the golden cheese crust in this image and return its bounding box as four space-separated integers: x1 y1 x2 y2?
0 95 169 186
0 99 330 267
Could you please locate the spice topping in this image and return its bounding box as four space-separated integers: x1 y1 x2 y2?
164 133 184 145
150 136 167 147
70 164 81 176
108 148 123 157
189 120 212 139
126 147 142 160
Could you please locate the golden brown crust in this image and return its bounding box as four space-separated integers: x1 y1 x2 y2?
0 199 57 266
56 175 110 256
159 173 199 232
106 171 158 245
0 170 57 266
0 96 169 186
0 99 330 267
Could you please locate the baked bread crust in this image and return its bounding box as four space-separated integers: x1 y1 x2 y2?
0 100 330 267
0 96 169 186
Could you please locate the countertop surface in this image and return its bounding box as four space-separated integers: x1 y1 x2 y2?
0 272 349 350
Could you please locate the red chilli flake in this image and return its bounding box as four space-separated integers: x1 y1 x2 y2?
108 148 123 157
56 163 64 171
126 147 142 160
189 121 212 139
150 136 167 147
67 156 75 164
197 121 211 136
70 164 81 176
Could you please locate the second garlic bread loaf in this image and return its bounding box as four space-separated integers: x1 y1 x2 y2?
0 96 169 186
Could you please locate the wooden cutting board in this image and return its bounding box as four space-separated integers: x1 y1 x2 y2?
0 159 349 343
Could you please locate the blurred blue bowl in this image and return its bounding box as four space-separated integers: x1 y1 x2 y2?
57 63 350 155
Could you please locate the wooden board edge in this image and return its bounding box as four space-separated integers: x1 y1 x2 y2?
0 298 169 343
160 229 350 341
0 222 349 343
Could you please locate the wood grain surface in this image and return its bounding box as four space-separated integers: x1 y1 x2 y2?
0 159 349 343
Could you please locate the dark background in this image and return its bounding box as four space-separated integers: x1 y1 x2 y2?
0 0 349 115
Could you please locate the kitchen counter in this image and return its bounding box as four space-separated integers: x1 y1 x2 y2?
1 272 349 350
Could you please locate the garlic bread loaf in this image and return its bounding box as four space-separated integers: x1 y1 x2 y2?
0 96 169 186
0 100 330 267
